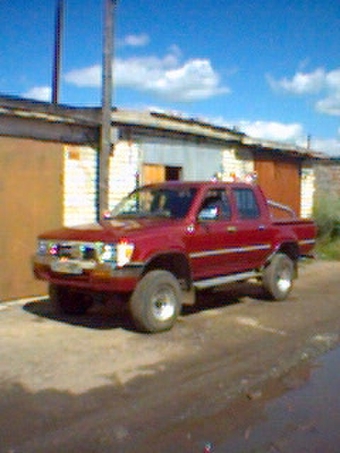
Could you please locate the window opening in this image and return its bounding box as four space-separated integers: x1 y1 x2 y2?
233 188 260 219
198 189 231 221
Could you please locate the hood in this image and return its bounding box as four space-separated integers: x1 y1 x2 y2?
39 217 183 243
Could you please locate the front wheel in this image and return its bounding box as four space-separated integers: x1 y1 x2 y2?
129 270 182 333
262 253 294 301
49 284 93 315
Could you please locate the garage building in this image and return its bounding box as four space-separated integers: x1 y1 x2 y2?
0 94 324 301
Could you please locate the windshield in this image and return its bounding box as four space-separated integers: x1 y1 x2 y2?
110 187 197 219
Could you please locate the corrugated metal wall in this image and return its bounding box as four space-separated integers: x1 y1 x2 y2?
140 137 223 181
0 137 63 300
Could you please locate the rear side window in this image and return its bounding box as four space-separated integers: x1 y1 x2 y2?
233 188 260 219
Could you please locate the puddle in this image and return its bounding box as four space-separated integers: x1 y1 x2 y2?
136 346 340 453
214 346 340 452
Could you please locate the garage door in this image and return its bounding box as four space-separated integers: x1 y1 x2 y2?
255 159 301 216
0 137 63 300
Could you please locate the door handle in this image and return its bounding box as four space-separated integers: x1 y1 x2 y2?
227 226 237 233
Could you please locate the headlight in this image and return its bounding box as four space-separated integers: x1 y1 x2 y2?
98 241 135 267
99 243 117 263
37 240 48 255
117 241 135 267
37 240 58 256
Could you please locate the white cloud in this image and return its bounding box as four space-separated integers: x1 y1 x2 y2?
119 33 150 47
268 68 326 95
325 68 340 88
23 86 51 102
309 137 340 156
268 67 340 116
116 56 229 101
236 120 305 143
228 118 340 156
316 92 340 116
65 48 229 102
65 66 101 87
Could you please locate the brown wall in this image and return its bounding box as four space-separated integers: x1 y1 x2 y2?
0 137 63 300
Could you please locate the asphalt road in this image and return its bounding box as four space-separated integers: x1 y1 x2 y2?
1 260 340 453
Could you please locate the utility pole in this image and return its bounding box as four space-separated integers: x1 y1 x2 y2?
98 0 116 217
52 0 64 104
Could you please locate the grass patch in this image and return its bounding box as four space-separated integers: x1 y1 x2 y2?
313 194 340 261
315 238 340 261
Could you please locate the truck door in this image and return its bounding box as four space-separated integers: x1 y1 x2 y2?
230 187 273 270
187 188 247 279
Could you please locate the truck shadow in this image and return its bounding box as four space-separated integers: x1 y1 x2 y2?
23 281 266 332
23 301 135 331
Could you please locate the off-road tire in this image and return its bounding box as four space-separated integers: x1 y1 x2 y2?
129 270 182 333
262 253 294 301
49 284 93 315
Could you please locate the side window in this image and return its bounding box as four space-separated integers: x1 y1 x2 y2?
233 188 260 219
198 189 231 221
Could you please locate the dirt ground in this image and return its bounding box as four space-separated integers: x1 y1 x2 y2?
1 259 340 452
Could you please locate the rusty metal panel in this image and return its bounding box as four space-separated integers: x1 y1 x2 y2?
0 137 63 300
255 159 301 216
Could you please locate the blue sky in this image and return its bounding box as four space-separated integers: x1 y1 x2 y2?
2 0 340 155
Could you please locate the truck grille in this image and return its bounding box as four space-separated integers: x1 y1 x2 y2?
37 240 118 267
35 240 118 275
57 243 96 260
44 241 99 261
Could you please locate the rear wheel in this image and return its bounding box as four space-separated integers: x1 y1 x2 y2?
262 253 294 301
49 284 93 315
129 270 182 333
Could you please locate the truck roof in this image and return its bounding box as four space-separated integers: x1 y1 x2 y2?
141 180 256 190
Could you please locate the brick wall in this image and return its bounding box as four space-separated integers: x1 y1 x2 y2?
222 148 254 180
314 162 340 199
63 145 97 226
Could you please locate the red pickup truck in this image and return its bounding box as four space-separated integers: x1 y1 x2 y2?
33 181 316 332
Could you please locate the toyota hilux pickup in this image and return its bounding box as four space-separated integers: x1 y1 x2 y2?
33 180 316 332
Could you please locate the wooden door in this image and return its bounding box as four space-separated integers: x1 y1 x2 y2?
142 164 165 185
255 159 301 216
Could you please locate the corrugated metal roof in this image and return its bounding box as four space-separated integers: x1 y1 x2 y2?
0 93 329 160
241 135 327 160
0 94 101 126
110 109 243 143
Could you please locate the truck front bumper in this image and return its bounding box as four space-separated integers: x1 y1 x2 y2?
33 255 144 293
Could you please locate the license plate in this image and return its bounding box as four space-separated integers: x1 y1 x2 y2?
51 260 82 275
